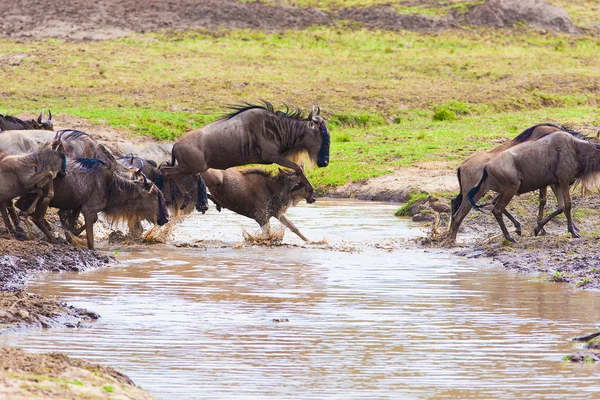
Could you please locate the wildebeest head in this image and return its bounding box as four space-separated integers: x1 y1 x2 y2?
307 106 330 168
138 173 169 226
278 168 314 204
37 109 53 130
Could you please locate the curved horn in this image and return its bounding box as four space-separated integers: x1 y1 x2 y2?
140 172 149 186
48 110 52 121
56 130 65 144
316 106 321 116
38 109 44 123
135 157 145 174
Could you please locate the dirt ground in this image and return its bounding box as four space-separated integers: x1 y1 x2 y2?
0 347 152 400
0 0 579 41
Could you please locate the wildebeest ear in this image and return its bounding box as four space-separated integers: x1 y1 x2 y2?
291 182 303 192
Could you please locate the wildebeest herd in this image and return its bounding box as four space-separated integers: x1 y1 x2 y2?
0 102 330 249
0 103 598 250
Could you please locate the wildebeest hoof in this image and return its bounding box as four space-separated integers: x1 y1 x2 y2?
571 231 582 239
515 227 522 236
505 236 517 244
196 203 209 214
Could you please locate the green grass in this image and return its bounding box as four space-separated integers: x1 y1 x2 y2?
394 191 429 217
1 20 600 189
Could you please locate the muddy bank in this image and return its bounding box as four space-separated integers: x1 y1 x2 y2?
409 191 600 290
0 347 153 399
0 0 579 41
0 237 113 334
0 291 100 334
0 238 114 291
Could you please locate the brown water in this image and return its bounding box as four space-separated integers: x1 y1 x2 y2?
2 199 600 399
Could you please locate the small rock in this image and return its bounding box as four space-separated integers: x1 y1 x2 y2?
413 212 437 222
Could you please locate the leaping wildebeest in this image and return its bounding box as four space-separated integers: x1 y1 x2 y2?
467 130 600 243
160 101 330 212
201 167 311 242
0 110 53 131
448 123 583 241
0 139 67 238
19 158 169 250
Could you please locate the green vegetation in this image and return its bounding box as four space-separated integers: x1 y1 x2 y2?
1 10 599 188
103 385 115 393
394 191 428 217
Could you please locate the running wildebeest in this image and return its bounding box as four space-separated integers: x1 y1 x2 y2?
0 110 53 131
19 158 169 250
161 101 330 212
467 130 600 243
448 123 579 241
201 167 311 242
1 129 144 237
0 139 67 239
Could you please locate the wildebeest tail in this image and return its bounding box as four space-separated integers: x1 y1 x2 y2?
170 151 176 167
451 168 463 216
195 176 208 212
467 167 488 211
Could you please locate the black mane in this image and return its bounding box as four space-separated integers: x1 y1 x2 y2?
511 123 585 144
57 129 90 140
224 100 306 121
0 114 30 125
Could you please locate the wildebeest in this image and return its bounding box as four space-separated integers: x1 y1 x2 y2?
0 110 53 131
19 158 169 249
161 101 330 212
0 139 67 239
467 130 600 243
448 123 576 241
1 129 145 237
201 167 311 242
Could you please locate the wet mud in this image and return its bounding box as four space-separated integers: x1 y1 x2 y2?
417 191 600 290
0 291 99 334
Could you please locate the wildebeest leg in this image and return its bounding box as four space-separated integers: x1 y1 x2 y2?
502 209 522 236
534 184 566 237
6 202 26 238
561 186 580 238
29 181 57 244
83 211 97 250
0 203 17 238
491 192 517 243
535 186 548 236
277 214 309 242
266 157 316 203
260 221 271 237
129 220 144 238
207 194 222 212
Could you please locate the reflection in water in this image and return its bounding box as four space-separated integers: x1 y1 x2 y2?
2 199 599 399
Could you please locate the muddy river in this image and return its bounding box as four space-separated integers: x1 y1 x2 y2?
1 199 599 399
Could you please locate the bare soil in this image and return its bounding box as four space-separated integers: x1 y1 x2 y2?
0 0 578 41
0 347 152 399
